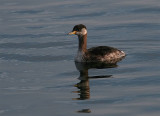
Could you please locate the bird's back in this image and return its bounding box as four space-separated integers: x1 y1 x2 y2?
85 46 125 63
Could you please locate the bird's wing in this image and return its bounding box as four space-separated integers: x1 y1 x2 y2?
87 46 119 56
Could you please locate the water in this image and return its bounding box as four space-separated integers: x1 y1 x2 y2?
0 0 160 116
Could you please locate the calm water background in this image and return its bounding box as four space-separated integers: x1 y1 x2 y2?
0 0 160 116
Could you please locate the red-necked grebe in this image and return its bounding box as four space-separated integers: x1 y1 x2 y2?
68 24 125 64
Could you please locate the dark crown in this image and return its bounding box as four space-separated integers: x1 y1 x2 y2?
72 24 87 32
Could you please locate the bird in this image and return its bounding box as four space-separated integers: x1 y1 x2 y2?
68 24 125 64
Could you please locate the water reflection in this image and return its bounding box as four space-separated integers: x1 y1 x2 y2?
77 109 91 113
73 68 90 100
73 62 117 113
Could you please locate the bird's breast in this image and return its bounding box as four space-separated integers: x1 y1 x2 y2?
75 51 86 62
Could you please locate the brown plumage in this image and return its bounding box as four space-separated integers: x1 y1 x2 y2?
68 24 125 64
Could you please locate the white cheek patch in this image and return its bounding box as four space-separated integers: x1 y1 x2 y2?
81 28 87 35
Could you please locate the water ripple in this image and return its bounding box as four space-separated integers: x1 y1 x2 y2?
133 7 160 13
92 23 160 30
61 11 106 19
0 53 71 62
0 42 72 49
0 33 62 39
12 9 44 14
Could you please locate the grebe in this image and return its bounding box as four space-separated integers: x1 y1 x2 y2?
68 24 125 64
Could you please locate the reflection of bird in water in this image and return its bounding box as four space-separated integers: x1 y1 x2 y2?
77 109 91 113
74 62 117 113
73 62 116 100
68 24 125 64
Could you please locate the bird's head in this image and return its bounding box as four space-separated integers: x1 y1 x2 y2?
68 24 87 36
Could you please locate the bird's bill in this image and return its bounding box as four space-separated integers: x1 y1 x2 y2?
68 31 77 35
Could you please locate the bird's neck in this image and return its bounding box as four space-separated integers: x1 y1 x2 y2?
78 34 87 53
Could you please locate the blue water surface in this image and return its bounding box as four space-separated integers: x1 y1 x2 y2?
0 0 160 116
